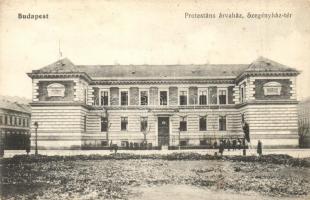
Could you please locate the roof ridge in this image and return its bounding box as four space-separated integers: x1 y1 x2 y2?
29 57 298 79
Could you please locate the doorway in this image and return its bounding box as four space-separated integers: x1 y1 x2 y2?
158 117 169 146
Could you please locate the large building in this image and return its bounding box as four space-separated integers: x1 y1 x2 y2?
27 57 299 149
0 97 31 150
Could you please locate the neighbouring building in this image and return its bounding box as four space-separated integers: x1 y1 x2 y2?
0 98 31 150
298 98 310 147
27 57 300 149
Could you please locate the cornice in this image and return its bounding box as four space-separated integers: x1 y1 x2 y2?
27 72 92 83
236 71 299 83
90 79 235 85
27 71 300 85
30 100 299 110
30 102 92 109
236 100 299 108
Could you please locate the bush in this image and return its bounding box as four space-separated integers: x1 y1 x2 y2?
1 153 309 167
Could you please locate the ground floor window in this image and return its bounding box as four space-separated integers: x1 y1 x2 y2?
140 117 148 132
179 117 187 131
84 116 87 132
199 116 207 131
219 116 226 131
121 117 128 131
180 140 188 146
101 117 108 132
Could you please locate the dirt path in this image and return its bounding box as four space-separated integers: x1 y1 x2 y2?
130 185 310 200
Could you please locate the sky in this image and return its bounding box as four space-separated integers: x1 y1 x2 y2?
0 0 309 100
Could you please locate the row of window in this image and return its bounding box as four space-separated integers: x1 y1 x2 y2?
95 88 229 106
99 116 227 132
0 115 30 127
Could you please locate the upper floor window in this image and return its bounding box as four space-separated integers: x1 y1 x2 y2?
100 90 109 106
160 91 168 106
84 89 87 103
0 115 3 125
101 117 108 132
179 117 187 131
18 118 21 126
4 115 8 125
140 117 148 132
121 117 128 131
199 89 208 105
240 85 245 103
219 89 227 104
120 91 128 106
23 118 26 127
14 116 17 125
140 90 148 105
263 81 282 95
199 116 207 131
219 116 226 131
9 116 12 125
179 90 188 105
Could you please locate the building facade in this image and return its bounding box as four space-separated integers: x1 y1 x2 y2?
298 98 310 147
0 99 31 150
27 57 299 149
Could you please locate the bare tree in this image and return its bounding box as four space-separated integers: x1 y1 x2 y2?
299 124 309 148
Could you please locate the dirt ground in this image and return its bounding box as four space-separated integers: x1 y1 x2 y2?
1 155 310 200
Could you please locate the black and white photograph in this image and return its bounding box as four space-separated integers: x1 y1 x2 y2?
0 0 310 199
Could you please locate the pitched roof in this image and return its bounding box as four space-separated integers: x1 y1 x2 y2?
0 98 31 114
246 57 297 72
30 57 299 79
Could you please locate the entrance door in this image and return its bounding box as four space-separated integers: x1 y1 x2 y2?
158 117 169 146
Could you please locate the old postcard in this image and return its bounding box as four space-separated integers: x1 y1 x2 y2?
0 0 310 199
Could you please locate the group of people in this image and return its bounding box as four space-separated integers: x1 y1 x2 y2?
216 139 263 156
214 138 244 152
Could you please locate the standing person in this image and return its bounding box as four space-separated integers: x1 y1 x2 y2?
232 139 237 151
227 140 231 151
219 141 224 156
113 144 118 155
0 141 4 157
110 140 113 152
25 135 31 155
213 140 217 149
257 140 262 156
